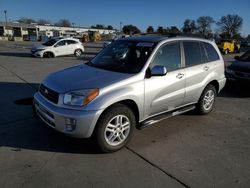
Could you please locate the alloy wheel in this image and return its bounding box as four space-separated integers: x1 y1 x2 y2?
104 115 130 146
203 90 215 111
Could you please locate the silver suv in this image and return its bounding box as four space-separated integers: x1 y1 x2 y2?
34 36 226 152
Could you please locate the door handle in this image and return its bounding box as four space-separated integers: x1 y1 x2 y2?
204 66 209 71
176 73 184 79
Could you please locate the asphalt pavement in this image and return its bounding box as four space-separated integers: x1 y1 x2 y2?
0 41 250 188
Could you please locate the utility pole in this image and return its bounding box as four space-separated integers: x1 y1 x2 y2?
4 10 8 37
4 10 7 24
119 22 122 35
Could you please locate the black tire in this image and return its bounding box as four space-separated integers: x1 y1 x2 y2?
196 85 216 115
74 49 82 57
43 52 54 58
95 104 135 153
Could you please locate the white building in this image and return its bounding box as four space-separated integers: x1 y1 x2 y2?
0 21 115 41
0 21 37 41
37 25 114 36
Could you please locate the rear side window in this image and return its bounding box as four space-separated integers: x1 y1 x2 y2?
183 41 205 67
203 42 220 62
67 40 77 44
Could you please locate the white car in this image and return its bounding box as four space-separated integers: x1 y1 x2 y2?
31 38 84 58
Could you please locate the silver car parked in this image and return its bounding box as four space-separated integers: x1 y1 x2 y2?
34 36 226 152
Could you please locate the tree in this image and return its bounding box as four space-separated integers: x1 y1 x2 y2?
197 16 214 36
37 19 51 25
217 14 243 38
166 26 180 34
157 26 165 34
122 25 141 35
18 17 36 24
232 33 242 39
146 26 154 33
55 19 71 27
107 25 113 30
91 24 105 29
182 19 196 34
91 24 113 30
219 33 231 40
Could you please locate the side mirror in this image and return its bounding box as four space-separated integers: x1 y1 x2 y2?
234 56 240 60
151 65 167 76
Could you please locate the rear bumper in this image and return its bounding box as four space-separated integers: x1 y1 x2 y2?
218 77 227 92
33 92 103 138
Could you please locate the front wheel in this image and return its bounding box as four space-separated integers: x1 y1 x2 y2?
74 49 82 57
43 52 54 58
95 104 135 153
196 85 216 115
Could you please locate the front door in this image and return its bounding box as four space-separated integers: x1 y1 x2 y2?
144 41 185 117
53 40 67 56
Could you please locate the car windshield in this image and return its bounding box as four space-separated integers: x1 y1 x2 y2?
239 51 250 62
43 39 58 46
88 40 157 73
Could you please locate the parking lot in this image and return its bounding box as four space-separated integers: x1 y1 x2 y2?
0 40 250 188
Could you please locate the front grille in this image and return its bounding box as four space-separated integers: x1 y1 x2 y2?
39 84 59 104
36 109 55 127
34 100 55 128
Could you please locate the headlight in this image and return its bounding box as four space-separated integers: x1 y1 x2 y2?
225 67 234 74
63 89 99 106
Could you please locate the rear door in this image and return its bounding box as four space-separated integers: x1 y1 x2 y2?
183 41 220 104
66 40 78 55
144 41 185 117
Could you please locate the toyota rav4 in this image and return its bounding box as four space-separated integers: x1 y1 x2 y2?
34 36 226 152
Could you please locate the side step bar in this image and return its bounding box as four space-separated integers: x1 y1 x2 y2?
139 105 196 130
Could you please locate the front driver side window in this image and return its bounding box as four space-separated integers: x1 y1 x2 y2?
152 42 181 72
55 40 65 47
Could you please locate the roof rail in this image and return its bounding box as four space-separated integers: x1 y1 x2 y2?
141 32 213 40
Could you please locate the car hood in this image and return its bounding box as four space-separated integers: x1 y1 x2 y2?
42 64 133 93
229 60 250 72
31 44 48 50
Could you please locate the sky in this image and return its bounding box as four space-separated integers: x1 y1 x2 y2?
0 0 250 36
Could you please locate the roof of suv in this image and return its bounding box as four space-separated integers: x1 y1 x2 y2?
119 35 213 43
120 36 167 42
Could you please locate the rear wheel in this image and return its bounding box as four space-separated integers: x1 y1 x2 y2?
196 85 216 115
74 49 82 57
95 104 135 153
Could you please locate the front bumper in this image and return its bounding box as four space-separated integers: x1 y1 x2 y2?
33 92 103 138
31 50 43 57
218 77 227 92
